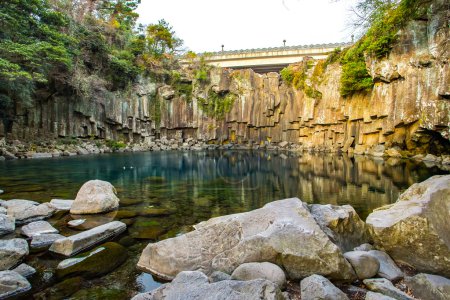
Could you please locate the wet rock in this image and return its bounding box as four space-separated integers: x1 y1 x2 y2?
67 219 85 227
56 242 127 279
49 221 126 256
2 150 17 160
6 201 55 225
366 175 450 277
405 273 450 300
0 214 15 236
1 199 39 208
363 278 414 300
31 233 65 250
209 271 231 283
0 270 31 299
12 263 36 278
138 198 355 281
69 211 117 230
70 287 128 300
49 199 73 211
344 251 380 280
70 180 120 214
354 243 374 251
368 250 403 281
33 276 84 300
309 204 370 252
21 220 58 237
365 291 396 300
231 262 286 288
0 239 29 270
132 271 283 300
300 274 349 300
129 217 167 240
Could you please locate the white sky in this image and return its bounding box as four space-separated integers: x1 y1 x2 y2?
136 0 358 53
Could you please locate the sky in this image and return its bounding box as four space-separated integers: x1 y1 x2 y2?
136 0 359 53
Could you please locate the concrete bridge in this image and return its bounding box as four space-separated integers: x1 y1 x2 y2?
187 42 350 73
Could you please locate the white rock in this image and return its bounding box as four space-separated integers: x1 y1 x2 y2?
49 199 74 211
231 262 286 288
21 221 58 237
300 274 349 300
70 180 120 214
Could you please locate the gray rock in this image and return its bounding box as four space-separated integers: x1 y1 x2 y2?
138 198 356 281
368 250 403 281
0 199 39 208
405 273 450 300
49 199 74 211
0 239 29 270
31 233 65 249
2 150 17 160
423 154 440 162
0 157 4 161
12 263 36 278
70 180 120 214
0 207 7 214
6 201 55 225
309 204 370 251
68 219 85 227
354 243 374 251
279 141 289 148
31 153 53 159
49 221 126 256
0 214 15 236
132 271 284 300
231 262 286 288
300 274 349 300
0 190 3 195
21 220 58 237
344 251 380 280
366 175 450 277
365 291 396 300
0 271 31 299
209 271 231 282
363 278 414 300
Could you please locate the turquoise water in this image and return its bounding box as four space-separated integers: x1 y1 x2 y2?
0 150 447 298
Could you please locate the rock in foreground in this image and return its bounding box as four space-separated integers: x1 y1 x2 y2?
49 221 126 256
300 274 349 300
366 175 450 277
138 198 355 281
21 220 58 237
132 271 284 300
405 273 450 300
0 239 29 271
0 270 31 299
70 180 120 214
5 201 55 224
231 262 286 288
0 214 15 236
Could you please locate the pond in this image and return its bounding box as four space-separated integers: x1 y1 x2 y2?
0 150 447 299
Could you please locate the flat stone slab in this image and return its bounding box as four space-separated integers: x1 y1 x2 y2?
0 199 39 208
31 233 65 249
21 220 59 237
0 271 31 299
50 199 74 211
5 201 55 224
49 221 126 257
0 239 29 271
12 263 36 278
363 278 414 300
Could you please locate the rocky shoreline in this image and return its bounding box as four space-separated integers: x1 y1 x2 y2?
0 173 449 299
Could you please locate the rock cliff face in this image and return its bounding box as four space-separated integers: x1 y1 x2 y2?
1 0 448 155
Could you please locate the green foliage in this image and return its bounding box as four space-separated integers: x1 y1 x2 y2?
170 70 193 101
106 140 126 150
280 61 323 100
198 90 237 119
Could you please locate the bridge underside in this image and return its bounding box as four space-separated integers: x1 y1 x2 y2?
229 63 290 73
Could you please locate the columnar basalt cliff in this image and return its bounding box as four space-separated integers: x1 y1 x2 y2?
1 0 448 156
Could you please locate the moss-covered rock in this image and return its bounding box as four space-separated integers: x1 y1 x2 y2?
69 287 128 300
56 242 127 279
34 277 84 300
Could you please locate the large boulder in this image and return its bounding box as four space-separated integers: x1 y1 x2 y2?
138 198 355 281
405 273 450 300
309 204 370 252
4 200 55 224
0 214 15 236
49 221 126 256
70 180 120 214
56 242 127 279
300 274 349 300
231 262 286 288
0 239 29 270
0 271 31 299
366 175 450 277
132 271 284 300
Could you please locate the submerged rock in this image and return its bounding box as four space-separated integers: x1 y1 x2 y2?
405 273 450 300
0 214 15 236
67 219 85 227
366 175 450 277
21 220 59 237
56 242 127 279
231 262 286 288
344 251 380 280
70 180 120 214
49 221 126 256
309 204 370 252
0 239 29 270
0 270 31 299
31 233 65 250
33 276 84 300
138 198 355 281
300 274 349 300
132 271 284 300
363 278 414 300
